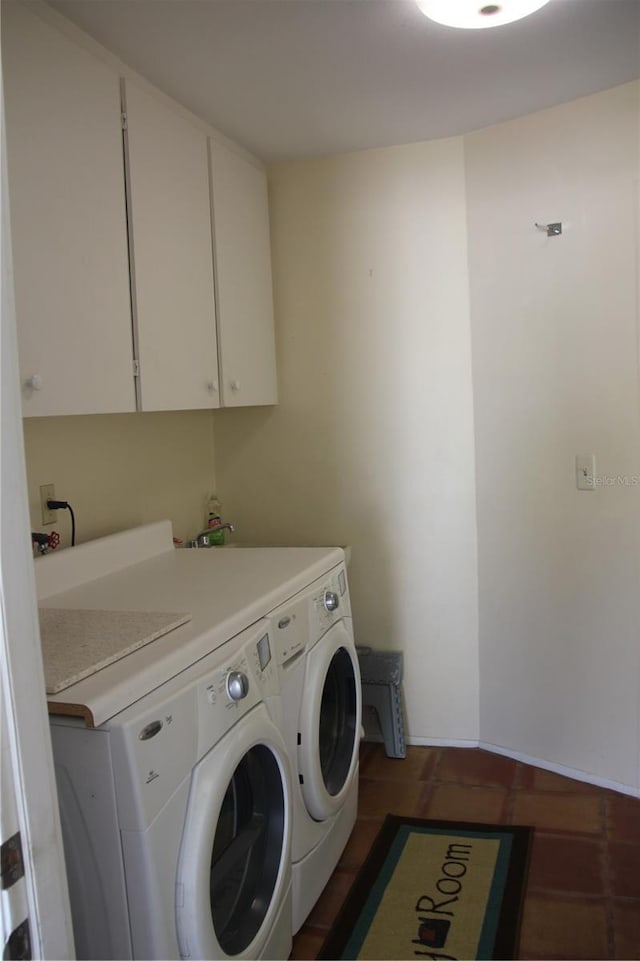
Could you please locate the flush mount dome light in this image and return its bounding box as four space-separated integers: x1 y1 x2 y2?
416 0 552 29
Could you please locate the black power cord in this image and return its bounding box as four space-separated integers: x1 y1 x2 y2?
47 499 76 546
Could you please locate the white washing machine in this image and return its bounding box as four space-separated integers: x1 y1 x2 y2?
50 618 293 961
268 561 362 933
37 521 349 956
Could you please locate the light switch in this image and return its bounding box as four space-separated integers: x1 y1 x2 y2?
576 454 596 490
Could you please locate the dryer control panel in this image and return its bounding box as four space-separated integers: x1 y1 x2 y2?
268 562 351 668
309 564 351 641
269 594 308 667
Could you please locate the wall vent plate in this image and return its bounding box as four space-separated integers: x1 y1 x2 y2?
575 454 596 491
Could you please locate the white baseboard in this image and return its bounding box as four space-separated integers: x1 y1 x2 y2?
406 736 480 749
478 740 639 799
399 735 639 798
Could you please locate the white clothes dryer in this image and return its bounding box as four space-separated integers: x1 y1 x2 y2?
268 561 362 933
50 619 293 961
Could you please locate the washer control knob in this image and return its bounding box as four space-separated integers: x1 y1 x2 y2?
226 670 249 701
324 590 339 612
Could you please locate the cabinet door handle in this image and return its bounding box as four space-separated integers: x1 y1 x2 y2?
26 374 43 391
207 381 218 393
230 380 241 392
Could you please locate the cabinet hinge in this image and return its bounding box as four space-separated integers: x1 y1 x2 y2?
121 111 128 131
133 359 140 378
4 918 31 960
1 832 24 890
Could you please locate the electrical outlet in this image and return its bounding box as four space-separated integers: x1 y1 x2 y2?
40 484 57 524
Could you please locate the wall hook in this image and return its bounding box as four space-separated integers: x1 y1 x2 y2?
535 222 562 236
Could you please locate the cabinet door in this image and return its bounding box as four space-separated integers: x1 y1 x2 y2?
123 80 219 411
209 141 278 407
2 3 136 417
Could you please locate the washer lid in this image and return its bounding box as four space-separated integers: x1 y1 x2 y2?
298 621 362 821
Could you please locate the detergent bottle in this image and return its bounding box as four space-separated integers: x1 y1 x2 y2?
206 494 226 546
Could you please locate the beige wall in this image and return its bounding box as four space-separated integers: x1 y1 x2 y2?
466 81 640 789
21 79 640 789
214 138 480 743
24 410 216 546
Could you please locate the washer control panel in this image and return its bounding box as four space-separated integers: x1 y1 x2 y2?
226 670 249 701
202 651 254 712
197 623 279 755
112 619 277 827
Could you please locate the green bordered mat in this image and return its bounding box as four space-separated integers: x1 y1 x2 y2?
318 816 533 960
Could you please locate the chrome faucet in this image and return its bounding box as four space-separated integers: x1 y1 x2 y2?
187 523 235 548
31 531 50 555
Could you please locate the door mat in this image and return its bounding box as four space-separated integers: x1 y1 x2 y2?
318 816 533 960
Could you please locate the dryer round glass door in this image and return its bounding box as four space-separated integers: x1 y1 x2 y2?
298 620 362 821
176 705 292 960
319 647 357 795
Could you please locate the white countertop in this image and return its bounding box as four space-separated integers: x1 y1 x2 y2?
37 522 344 727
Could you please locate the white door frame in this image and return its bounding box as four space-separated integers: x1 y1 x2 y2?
1 68 74 959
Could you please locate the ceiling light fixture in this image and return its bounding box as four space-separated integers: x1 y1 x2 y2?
416 0 552 29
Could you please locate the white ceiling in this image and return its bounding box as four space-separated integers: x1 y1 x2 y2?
49 0 640 163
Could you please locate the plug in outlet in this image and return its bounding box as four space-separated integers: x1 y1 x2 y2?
40 484 57 524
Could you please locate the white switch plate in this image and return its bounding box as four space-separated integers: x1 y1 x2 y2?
576 454 596 490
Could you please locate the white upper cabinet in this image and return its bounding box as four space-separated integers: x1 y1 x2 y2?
122 80 219 411
209 140 278 407
3 4 277 416
2 2 136 417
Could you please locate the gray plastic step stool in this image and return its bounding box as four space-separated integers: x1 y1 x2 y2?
357 647 406 759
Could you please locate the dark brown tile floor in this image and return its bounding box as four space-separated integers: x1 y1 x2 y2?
291 744 640 960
